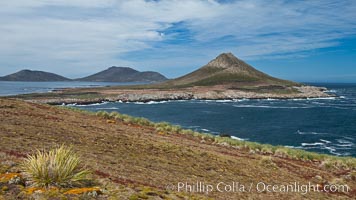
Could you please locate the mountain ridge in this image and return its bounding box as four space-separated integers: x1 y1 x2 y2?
76 66 168 82
0 69 70 82
0 67 168 83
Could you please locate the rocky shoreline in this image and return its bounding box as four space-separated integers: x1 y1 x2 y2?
23 85 335 105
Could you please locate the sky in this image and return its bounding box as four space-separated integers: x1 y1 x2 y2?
0 0 355 82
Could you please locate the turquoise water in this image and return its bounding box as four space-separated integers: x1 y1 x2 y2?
72 83 356 157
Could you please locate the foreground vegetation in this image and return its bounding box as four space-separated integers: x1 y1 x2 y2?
21 145 91 188
1 146 102 199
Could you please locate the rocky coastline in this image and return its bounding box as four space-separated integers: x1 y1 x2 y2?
22 85 335 105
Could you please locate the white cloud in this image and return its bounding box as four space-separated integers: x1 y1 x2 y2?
0 0 355 77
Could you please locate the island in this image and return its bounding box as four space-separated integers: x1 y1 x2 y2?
11 53 332 105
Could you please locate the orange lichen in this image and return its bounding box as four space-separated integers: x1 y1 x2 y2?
25 187 44 194
64 187 101 195
25 187 58 195
0 173 21 183
106 120 116 124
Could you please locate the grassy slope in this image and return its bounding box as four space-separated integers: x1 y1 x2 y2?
156 53 301 89
150 66 299 89
0 99 355 199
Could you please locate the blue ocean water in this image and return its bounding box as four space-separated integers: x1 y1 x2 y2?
0 81 145 96
71 83 356 157
1 81 355 156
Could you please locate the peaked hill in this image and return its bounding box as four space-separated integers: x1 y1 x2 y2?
162 53 298 88
0 70 70 82
77 66 168 82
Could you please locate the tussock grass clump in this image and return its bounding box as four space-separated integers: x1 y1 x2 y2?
260 156 278 169
135 117 154 126
96 111 110 119
154 122 182 134
180 129 194 135
108 112 149 125
21 145 91 188
109 111 120 118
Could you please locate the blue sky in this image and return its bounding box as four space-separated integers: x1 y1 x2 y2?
0 0 355 82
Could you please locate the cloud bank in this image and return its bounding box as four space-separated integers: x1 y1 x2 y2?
0 0 355 77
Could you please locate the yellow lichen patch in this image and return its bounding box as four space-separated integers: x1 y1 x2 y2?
158 131 166 135
25 187 58 195
0 173 21 183
106 120 116 124
25 187 44 195
64 187 101 195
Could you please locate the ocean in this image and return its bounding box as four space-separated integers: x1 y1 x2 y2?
70 83 356 157
0 81 145 96
1 81 355 156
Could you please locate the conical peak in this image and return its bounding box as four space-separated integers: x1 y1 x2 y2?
218 52 236 59
207 52 244 69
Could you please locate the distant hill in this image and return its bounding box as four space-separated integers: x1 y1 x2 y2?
77 66 168 82
0 70 70 82
0 67 168 83
161 53 298 88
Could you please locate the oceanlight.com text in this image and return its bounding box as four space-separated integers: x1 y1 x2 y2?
165 181 350 195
